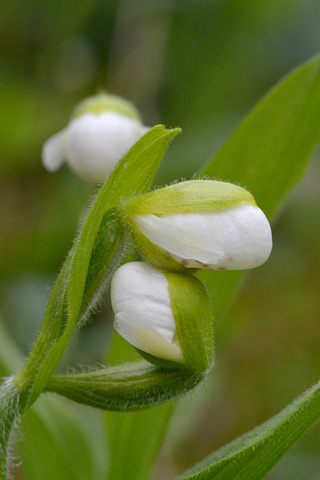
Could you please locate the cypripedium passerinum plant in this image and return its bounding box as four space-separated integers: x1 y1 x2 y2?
0 119 273 479
42 92 149 183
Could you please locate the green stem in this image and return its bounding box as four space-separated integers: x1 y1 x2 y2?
0 379 21 480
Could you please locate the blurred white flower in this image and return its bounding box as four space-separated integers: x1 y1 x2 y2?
42 94 148 183
111 262 184 363
132 203 272 270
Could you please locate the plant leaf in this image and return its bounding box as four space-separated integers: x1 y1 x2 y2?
178 377 320 480
199 53 320 319
0 315 23 378
68 125 181 324
105 402 173 480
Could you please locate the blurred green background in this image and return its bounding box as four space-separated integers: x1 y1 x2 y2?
1 0 320 479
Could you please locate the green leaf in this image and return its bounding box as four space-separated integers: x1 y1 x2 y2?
105 402 173 480
24 212 123 407
178 377 320 480
68 125 181 324
0 315 23 378
199 53 320 319
15 251 73 394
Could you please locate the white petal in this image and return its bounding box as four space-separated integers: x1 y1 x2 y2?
111 262 184 363
64 112 147 182
41 130 66 171
132 204 272 270
133 213 227 265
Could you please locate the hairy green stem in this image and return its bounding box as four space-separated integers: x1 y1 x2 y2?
0 379 21 480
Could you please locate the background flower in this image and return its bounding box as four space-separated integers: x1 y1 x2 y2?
42 93 148 182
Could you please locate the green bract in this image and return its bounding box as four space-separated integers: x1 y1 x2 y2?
45 362 204 412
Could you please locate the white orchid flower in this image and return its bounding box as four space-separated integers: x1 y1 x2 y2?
124 180 273 271
42 93 149 183
111 262 184 364
133 205 272 270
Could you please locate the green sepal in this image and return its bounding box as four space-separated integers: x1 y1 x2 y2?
72 92 142 121
45 362 204 412
165 272 214 373
123 179 256 216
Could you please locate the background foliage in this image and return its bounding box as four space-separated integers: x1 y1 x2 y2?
1 1 320 479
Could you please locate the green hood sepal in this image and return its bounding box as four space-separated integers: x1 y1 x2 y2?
123 179 256 216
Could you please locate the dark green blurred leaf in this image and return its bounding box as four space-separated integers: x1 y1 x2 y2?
0 315 23 378
20 397 107 480
106 402 173 480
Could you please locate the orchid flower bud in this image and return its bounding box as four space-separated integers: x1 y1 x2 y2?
123 180 272 271
42 93 149 183
111 261 213 372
